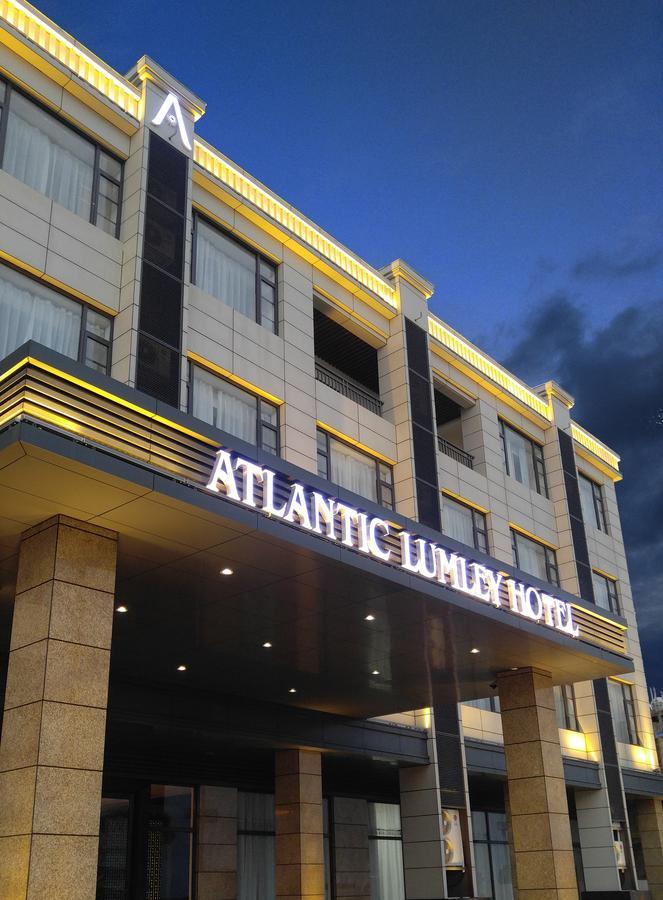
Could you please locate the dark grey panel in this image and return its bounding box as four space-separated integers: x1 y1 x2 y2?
464 738 601 789
622 767 663 798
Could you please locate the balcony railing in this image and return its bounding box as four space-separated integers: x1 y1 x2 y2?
438 435 474 469
315 360 383 416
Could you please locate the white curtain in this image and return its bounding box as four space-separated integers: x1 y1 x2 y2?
330 439 377 501
608 681 630 744
0 265 81 360
592 573 610 610
504 426 534 489
514 534 546 581
196 220 256 318
238 792 275 900
368 803 405 900
192 367 256 442
5 91 94 218
443 498 474 546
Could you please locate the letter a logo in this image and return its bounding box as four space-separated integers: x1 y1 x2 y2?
151 92 192 151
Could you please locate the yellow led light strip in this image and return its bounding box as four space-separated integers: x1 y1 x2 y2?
427 316 551 420
571 422 620 472
0 0 141 118
193 140 397 310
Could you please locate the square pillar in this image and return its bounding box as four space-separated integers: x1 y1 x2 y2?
0 515 118 900
635 798 663 898
331 797 370 900
196 786 238 900
497 667 578 900
275 749 325 900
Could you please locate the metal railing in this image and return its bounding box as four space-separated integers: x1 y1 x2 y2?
315 360 383 416
438 435 474 469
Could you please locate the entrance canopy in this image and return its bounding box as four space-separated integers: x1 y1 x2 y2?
0 346 632 718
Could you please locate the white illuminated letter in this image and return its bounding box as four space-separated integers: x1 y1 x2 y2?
261 470 287 518
540 593 556 627
311 492 336 539
283 483 312 530
206 450 240 501
335 503 358 547
469 564 491 602
524 587 543 621
482 568 504 607
151 92 192 151
433 548 460 588
234 459 264 507
368 518 391 561
506 579 526 615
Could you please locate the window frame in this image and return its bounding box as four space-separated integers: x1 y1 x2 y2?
511 528 560 586
441 493 489 553
0 261 113 374
471 809 514 900
554 684 580 732
0 77 123 237
610 680 640 746
591 570 620 615
192 212 279 334
579 472 609 533
316 428 394 510
499 419 549 498
189 362 280 455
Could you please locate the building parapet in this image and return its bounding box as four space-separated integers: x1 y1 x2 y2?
571 421 621 479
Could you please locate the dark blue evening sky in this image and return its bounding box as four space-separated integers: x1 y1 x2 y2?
38 0 663 682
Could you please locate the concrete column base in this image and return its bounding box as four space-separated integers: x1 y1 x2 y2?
635 797 663 899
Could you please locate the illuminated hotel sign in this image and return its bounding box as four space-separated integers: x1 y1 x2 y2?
206 448 579 638
151 92 192 151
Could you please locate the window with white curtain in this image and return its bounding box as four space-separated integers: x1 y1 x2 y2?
554 684 579 731
368 802 405 900
238 792 275 900
194 216 277 332
511 528 559 586
499 420 548 497
0 79 122 235
0 263 112 372
442 494 488 552
191 365 279 453
608 680 640 745
472 810 514 900
579 473 609 533
592 571 620 614
317 429 394 509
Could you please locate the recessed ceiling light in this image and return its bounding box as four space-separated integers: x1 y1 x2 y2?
289 687 297 694
220 567 234 576
365 614 375 621
511 666 519 670
372 669 380 675
115 605 128 613
177 664 187 671
262 642 273 648
470 648 480 654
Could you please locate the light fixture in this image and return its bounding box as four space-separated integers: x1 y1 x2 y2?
289 687 297 694
177 664 187 672
220 567 234 576
365 614 375 621
372 669 380 675
262 642 273 648
511 666 518 670
470 648 480 654
115 605 128 613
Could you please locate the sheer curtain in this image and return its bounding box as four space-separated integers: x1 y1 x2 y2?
330 439 377 501
0 264 81 360
192 367 256 442
504 426 534 489
368 803 405 900
238 792 275 900
608 681 630 744
196 220 256 318
442 498 474 546
5 91 94 218
514 534 546 581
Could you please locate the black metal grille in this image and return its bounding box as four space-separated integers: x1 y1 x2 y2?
438 436 474 469
315 360 382 415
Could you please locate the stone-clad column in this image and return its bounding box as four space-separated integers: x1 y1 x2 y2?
0 515 118 900
635 798 663 899
196 786 238 900
331 797 370 900
275 749 325 900
497 667 578 899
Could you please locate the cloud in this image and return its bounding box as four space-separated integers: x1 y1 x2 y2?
504 295 663 685
572 246 663 280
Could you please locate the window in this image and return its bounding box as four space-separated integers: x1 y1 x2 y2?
608 680 640 745
592 571 620 614
145 785 194 900
317 429 394 509
442 494 488 552
500 420 548 497
554 685 579 731
0 80 122 235
511 529 559 586
579 473 608 533
193 216 277 332
96 797 131 900
191 365 279 454
464 696 500 713
238 792 275 900
0 263 112 373
368 802 405 900
472 810 514 900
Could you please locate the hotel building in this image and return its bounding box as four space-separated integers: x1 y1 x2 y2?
0 4 661 899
